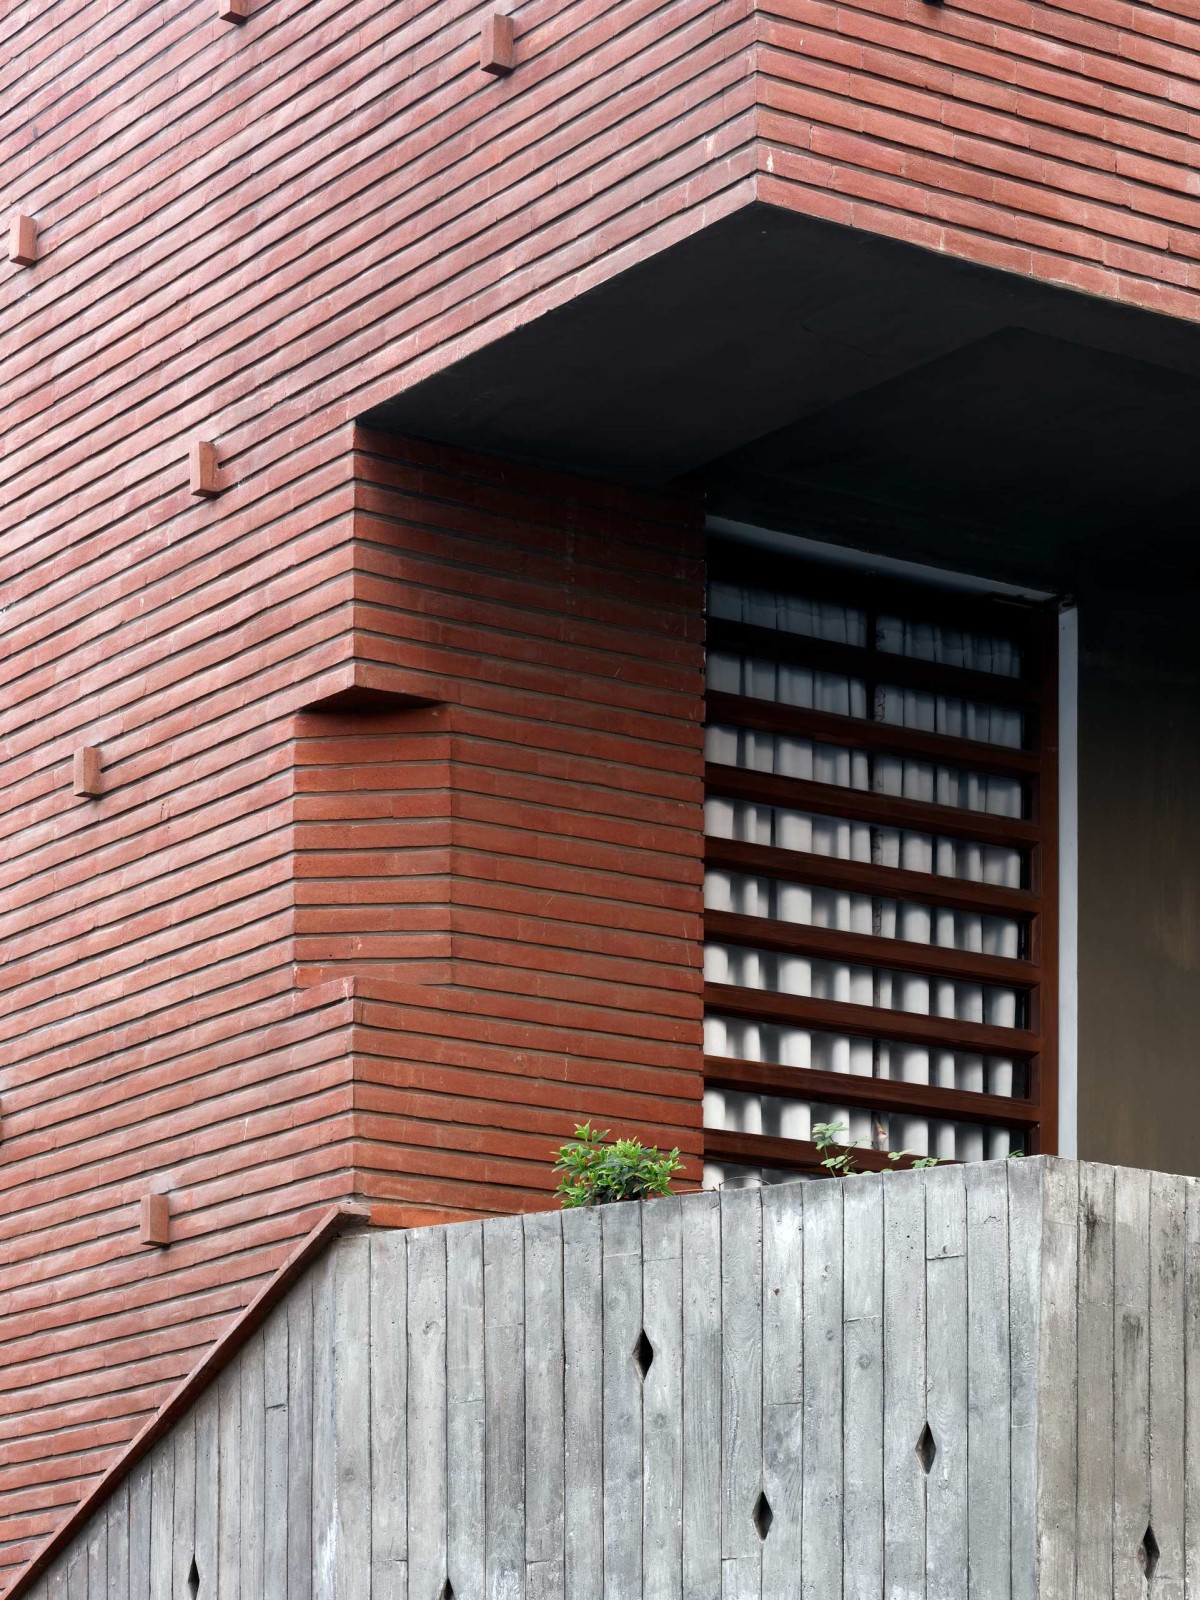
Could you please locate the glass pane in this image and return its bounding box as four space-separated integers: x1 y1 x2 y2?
704 869 1025 959
703 942 1025 1030
876 614 1022 678
708 581 868 647
704 796 1025 890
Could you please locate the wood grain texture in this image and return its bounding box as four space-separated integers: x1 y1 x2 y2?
924 1166 967 1600
602 1202 643 1600
882 1170 925 1600
22 1168 1200 1600
1076 1163 1116 1600
447 1222 485 1600
720 1187 763 1600
761 1180 803 1600
640 1196 683 1600
562 1207 604 1600
371 1231 408 1600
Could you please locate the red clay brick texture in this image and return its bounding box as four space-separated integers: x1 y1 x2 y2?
0 428 705 1584
755 0 1200 319
337 431 708 1220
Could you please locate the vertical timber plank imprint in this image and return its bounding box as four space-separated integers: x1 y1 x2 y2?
48 1557 67 1600
107 1476 131 1600
217 1361 242 1600
409 1225 449 1600
1150 1172 1187 1600
1008 1157 1044 1600
965 1161 1011 1597
129 1457 152 1600
1114 1166 1151 1600
1076 1163 1116 1600
172 1411 197 1600
602 1201 644 1600
448 1223 486 1600
87 1512 108 1600
1038 1161 1079 1600
287 1271 315 1600
333 1237 373 1600
312 1249 336 1600
883 1168 925 1598
761 1182 803 1600
485 1214 526 1600
263 1306 289 1600
641 1195 683 1600
150 1438 175 1600
67 1544 86 1600
563 1207 603 1600
681 1191 722 1600
802 1177 843 1600
524 1211 566 1600
239 1331 266 1600
1186 1180 1200 1600
193 1386 219 1600
843 1174 884 1599
720 1187 763 1600
925 1165 967 1600
371 1231 409 1600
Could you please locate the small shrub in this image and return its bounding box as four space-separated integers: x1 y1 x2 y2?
553 1123 683 1208
811 1120 940 1176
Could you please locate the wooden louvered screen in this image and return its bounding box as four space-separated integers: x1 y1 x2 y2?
702 539 1058 1184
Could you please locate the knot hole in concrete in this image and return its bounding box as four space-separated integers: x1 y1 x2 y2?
752 1490 773 1541
1139 1524 1159 1580
632 1329 654 1380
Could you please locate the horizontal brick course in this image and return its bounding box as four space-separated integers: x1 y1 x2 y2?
5 0 1199 1574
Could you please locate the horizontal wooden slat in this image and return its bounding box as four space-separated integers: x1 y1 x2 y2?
706 688 1039 779
705 982 1040 1058
706 543 1048 656
705 763 1039 848
704 1054 1040 1129
705 909 1036 988
703 837 1039 917
706 616 1042 709
702 1127 955 1175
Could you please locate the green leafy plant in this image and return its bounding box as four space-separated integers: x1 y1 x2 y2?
811 1120 940 1176
553 1123 683 1208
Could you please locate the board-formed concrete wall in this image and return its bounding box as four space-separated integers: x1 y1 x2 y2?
16 1158 1198 1600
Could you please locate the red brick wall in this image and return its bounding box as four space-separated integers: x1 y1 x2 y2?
343 431 708 1220
0 431 705 1584
5 0 1199 1572
755 0 1200 319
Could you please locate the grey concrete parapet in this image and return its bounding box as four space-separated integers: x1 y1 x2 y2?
21 1158 1197 1599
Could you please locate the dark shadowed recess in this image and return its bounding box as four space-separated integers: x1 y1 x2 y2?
365 202 1200 596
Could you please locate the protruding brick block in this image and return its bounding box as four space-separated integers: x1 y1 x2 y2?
217 0 249 23
189 439 221 498
9 214 37 266
73 746 104 797
138 1194 171 1248
480 12 514 75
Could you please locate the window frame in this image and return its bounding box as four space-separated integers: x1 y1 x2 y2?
702 537 1060 1176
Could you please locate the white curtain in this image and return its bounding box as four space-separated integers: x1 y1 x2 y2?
876 614 1021 678
709 579 868 647
704 586 1028 1175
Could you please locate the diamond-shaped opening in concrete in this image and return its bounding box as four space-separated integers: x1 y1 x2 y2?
437 1583 455 1600
187 1560 200 1600
915 1422 937 1475
752 1490 774 1541
1138 1524 1159 1580
632 1329 654 1380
